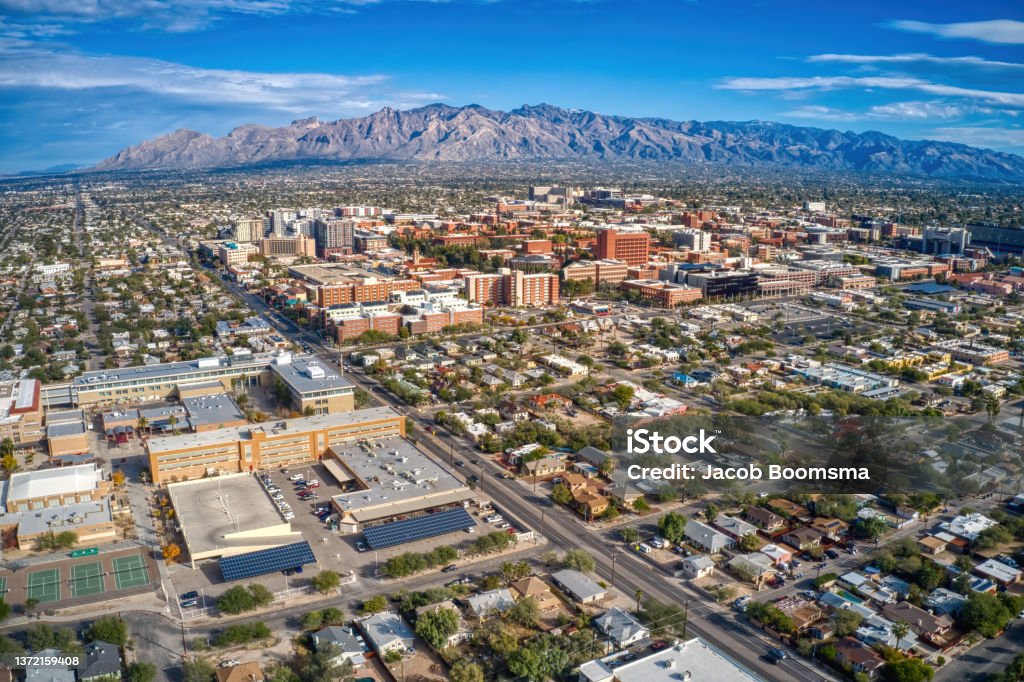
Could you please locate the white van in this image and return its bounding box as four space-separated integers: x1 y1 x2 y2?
637 543 652 554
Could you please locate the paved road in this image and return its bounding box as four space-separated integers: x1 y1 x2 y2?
935 620 1024 682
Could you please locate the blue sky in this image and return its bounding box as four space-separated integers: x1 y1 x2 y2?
0 0 1022 170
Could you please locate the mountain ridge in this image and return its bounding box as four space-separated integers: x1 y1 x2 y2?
94 103 1024 182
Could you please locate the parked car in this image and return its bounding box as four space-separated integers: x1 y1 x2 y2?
356 541 368 552
441 565 458 573
181 599 199 608
288 473 304 481
825 549 839 560
180 591 199 601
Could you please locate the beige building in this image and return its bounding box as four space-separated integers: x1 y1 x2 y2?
0 379 44 446
146 407 405 484
73 352 354 414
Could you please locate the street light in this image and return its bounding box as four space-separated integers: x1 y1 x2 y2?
610 553 618 587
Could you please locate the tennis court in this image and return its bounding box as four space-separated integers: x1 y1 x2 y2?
27 568 60 603
70 561 105 598
112 555 149 590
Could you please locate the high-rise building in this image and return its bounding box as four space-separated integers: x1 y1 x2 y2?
313 218 356 257
594 227 650 266
232 217 268 243
673 229 713 252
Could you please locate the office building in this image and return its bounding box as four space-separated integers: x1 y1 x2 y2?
621 280 702 307
673 229 713 252
685 270 759 299
594 227 650 266
232 217 268 243
0 379 44 446
259 235 316 259
313 218 356 257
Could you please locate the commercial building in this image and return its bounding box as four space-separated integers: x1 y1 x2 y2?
46 409 90 459
562 259 629 286
289 264 420 307
0 464 115 548
145 407 405 484
594 227 651 266
313 218 356 257
217 242 259 266
792 363 898 394
685 270 759 299
673 229 713 252
620 279 702 307
578 638 762 682
166 473 301 565
931 339 1009 365
326 434 473 532
73 351 354 414
0 378 44 446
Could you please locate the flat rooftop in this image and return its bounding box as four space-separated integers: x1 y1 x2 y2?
288 264 388 286
146 406 402 454
166 473 297 557
74 352 274 387
13 499 112 536
581 638 763 682
7 463 101 503
330 434 471 522
0 379 39 423
183 393 245 429
268 355 353 395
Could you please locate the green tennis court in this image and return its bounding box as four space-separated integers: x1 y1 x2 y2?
27 568 60 603
70 561 105 598
112 555 149 590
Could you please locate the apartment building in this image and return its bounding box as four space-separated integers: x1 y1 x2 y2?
562 259 629 286
0 378 44 445
594 227 650 266
259 235 316 259
217 241 259 266
232 217 268 243
673 229 713 252
464 269 559 307
145 407 406 484
313 218 356 257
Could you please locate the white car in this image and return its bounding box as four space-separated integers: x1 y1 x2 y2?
266 487 280 494
288 474 304 481
272 494 284 500
650 537 666 549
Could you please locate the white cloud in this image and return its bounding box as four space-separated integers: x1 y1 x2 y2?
807 53 1024 70
783 101 985 122
888 19 1024 45
928 126 1024 149
0 49 402 113
717 75 1024 108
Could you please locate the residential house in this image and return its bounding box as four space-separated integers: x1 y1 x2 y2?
759 543 796 566
510 576 561 612
24 649 74 682
781 527 824 551
855 614 920 652
744 506 786 532
551 569 607 604
726 553 777 587
79 641 122 682
524 456 566 478
810 517 849 542
312 626 369 667
684 520 735 554
594 607 650 648
467 589 517 619
881 601 953 641
530 393 573 411
775 596 826 633
833 637 885 679
917 535 948 555
575 446 611 470
713 515 758 540
677 555 715 580
498 401 529 422
767 498 812 521
215 663 266 682
358 612 415 656
974 558 1022 587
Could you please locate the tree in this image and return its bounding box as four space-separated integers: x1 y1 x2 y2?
833 609 864 636
361 595 388 615
959 591 1012 637
737 533 761 552
320 607 344 625
182 659 216 682
162 543 181 562
311 570 341 594
500 560 531 585
506 596 540 628
415 606 459 650
112 471 126 486
611 384 635 410
248 583 274 607
551 483 573 506
891 619 911 645
562 548 595 572
621 527 640 544
301 611 323 631
0 438 13 459
658 511 688 545
883 658 934 682
632 497 650 513
704 503 719 524
857 516 889 542
127 662 157 682
85 615 127 646
450 660 484 682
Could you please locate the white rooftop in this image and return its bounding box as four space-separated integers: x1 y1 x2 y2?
7 463 101 503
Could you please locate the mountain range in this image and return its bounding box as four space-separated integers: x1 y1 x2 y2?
95 103 1024 182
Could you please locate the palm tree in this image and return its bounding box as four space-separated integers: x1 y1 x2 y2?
168 414 179 435
635 589 644 613
891 620 911 646
136 416 148 439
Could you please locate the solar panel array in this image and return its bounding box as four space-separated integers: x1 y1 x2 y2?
363 508 477 550
219 541 316 582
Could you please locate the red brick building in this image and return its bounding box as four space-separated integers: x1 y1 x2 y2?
594 228 651 266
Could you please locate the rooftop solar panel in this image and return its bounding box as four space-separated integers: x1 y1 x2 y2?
219 541 316 582
363 508 476 550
